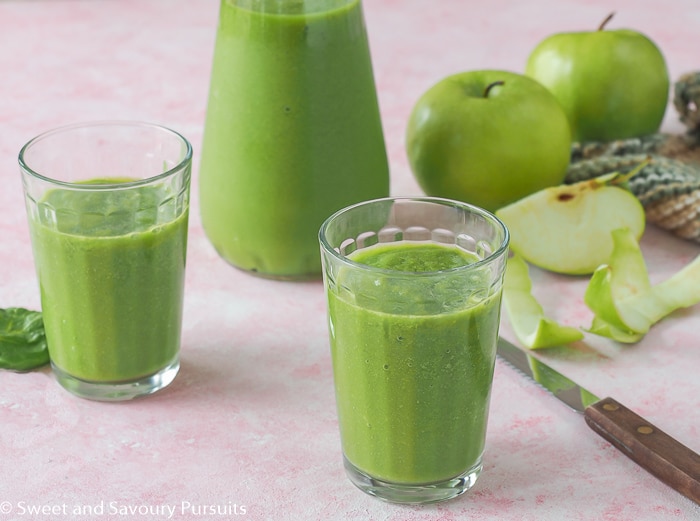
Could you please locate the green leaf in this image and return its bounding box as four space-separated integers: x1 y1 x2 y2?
0 307 50 371
503 254 584 349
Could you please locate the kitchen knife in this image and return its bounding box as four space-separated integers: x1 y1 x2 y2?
496 337 700 505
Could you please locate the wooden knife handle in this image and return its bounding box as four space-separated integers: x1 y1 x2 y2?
584 397 700 505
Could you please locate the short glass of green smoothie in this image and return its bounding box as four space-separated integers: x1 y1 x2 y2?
19 121 192 401
319 197 509 504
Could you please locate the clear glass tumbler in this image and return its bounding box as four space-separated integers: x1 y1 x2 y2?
319 197 509 504
19 121 192 401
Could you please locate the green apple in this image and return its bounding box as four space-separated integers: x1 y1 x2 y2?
495 169 646 275
406 69 572 212
526 13 669 142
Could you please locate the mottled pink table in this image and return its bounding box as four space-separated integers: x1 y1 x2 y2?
1 1 699 520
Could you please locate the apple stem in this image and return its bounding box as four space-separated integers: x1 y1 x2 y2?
484 81 505 98
611 157 652 185
598 12 615 31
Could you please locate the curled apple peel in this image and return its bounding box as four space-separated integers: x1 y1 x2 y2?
503 254 584 349
584 227 700 343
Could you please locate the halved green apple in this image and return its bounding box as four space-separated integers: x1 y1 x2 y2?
503 254 584 349
496 171 645 275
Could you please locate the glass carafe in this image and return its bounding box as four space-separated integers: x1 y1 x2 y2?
199 0 390 279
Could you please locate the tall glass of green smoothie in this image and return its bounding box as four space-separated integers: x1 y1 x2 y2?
19 121 192 401
199 0 390 280
319 197 510 504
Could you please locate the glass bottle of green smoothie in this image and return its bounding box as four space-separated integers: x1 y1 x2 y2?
199 0 390 279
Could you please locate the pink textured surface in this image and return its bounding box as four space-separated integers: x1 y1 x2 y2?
1 1 699 519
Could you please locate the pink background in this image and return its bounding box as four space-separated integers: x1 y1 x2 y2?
1 1 699 519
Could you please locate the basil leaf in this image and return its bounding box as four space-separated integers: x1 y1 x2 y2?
0 307 50 371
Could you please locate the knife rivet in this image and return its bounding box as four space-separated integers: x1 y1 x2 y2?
603 403 619 412
637 426 653 435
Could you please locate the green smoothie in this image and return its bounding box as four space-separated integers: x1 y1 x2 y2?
28 179 188 382
328 242 502 484
199 0 389 278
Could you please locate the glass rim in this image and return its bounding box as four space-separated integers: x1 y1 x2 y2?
232 0 357 17
319 196 510 277
18 120 193 190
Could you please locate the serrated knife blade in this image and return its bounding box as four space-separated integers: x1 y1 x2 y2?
497 337 700 505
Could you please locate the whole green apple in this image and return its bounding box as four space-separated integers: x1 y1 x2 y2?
406 70 572 212
525 13 669 142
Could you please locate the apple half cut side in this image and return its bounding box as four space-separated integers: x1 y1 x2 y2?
584 227 700 343
496 170 646 275
503 254 584 349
